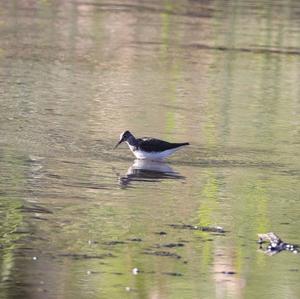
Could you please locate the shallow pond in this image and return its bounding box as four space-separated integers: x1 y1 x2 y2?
0 1 300 298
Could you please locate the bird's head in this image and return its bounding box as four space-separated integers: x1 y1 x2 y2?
114 130 132 149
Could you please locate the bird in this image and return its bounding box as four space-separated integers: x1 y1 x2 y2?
114 130 189 160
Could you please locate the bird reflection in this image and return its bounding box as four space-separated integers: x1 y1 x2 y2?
119 159 184 187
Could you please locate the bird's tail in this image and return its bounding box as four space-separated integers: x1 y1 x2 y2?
175 142 189 147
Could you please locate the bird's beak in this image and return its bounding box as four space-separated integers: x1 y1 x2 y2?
114 139 123 149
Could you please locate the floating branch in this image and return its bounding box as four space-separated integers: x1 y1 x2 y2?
258 232 299 256
168 224 225 233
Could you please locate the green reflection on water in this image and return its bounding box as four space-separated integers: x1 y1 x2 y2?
0 150 27 297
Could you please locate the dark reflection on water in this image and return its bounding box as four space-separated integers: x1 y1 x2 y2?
135 40 300 56
119 159 184 187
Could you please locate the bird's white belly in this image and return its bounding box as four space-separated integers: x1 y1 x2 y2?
128 145 180 161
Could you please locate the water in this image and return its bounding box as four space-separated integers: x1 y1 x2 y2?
0 0 300 298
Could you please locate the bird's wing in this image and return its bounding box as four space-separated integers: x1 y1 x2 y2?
138 137 188 152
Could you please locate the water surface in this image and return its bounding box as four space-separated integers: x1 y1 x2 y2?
0 1 300 298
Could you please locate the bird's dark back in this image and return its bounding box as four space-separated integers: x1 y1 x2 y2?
138 137 189 152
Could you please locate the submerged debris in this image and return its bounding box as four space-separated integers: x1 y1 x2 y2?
58 253 115 260
127 238 143 242
103 241 126 246
154 243 185 248
220 271 236 275
132 268 139 275
18 204 53 214
12 227 31 234
154 231 167 235
258 232 299 255
88 240 99 245
162 272 183 277
168 224 225 233
143 250 181 259
111 272 123 275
